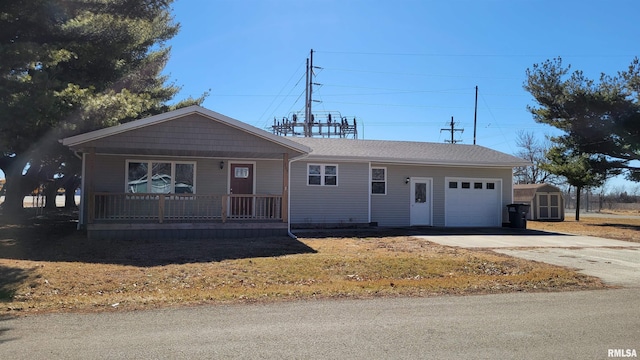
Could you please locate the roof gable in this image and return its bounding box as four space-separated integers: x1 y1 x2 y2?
513 183 563 202
62 105 311 155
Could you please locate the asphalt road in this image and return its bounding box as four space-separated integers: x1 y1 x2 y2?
1 289 638 359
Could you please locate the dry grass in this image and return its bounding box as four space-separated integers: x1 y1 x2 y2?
527 215 640 243
0 212 607 316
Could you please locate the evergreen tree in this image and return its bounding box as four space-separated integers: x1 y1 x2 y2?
524 57 640 180
523 57 640 219
541 146 615 220
0 0 203 214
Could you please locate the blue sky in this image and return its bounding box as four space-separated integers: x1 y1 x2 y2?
165 0 639 149
3 0 640 190
162 0 639 189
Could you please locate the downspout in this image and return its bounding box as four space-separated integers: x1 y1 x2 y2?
287 152 310 239
368 161 371 224
78 152 86 230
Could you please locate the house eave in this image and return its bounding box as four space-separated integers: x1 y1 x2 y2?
301 155 531 168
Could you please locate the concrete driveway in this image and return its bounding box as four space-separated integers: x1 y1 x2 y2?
414 229 640 288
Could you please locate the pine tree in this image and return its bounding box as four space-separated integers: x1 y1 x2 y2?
0 0 203 214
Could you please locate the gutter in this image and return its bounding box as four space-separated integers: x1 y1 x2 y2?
300 155 530 168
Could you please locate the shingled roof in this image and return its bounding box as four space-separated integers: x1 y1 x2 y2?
513 183 563 202
289 137 530 167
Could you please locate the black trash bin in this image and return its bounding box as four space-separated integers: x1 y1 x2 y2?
507 204 530 229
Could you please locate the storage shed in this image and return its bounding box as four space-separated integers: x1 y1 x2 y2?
513 183 564 221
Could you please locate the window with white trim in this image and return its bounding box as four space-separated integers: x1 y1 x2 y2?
126 160 195 194
371 167 386 194
308 164 338 186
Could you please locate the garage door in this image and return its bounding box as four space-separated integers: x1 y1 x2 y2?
445 178 502 227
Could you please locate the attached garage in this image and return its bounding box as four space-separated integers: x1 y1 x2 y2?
288 137 529 228
445 177 502 227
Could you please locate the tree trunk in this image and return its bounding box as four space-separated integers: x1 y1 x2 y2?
43 181 58 210
63 176 80 209
64 190 76 209
1 158 28 215
599 193 603 212
0 155 40 217
575 186 582 221
1 172 26 215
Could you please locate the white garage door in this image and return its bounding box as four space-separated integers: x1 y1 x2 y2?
445 178 502 227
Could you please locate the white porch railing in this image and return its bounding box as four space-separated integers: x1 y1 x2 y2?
90 193 283 223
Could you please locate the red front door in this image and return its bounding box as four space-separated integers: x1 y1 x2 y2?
230 163 254 216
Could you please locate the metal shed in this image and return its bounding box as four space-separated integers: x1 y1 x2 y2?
513 183 564 221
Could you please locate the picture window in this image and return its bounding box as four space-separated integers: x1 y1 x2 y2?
127 160 195 194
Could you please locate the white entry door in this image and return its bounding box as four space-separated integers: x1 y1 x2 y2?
410 177 432 226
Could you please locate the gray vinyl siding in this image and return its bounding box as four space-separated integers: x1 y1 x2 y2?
93 155 126 192
290 161 369 225
254 160 283 194
371 164 514 227
370 164 411 227
85 114 300 158
197 159 226 194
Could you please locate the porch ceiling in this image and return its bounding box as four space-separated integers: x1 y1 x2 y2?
76 146 297 159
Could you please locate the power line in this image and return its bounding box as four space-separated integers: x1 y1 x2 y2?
324 84 471 93
479 91 514 153
315 50 636 59
259 60 306 128
323 66 520 80
327 100 471 109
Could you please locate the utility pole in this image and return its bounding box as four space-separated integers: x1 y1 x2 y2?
307 49 314 136
473 85 478 145
272 49 357 139
441 116 464 144
304 49 323 137
304 57 310 137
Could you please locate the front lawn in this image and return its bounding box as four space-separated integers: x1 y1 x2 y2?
0 212 606 315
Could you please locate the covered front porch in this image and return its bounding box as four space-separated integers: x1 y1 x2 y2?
61 106 311 240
